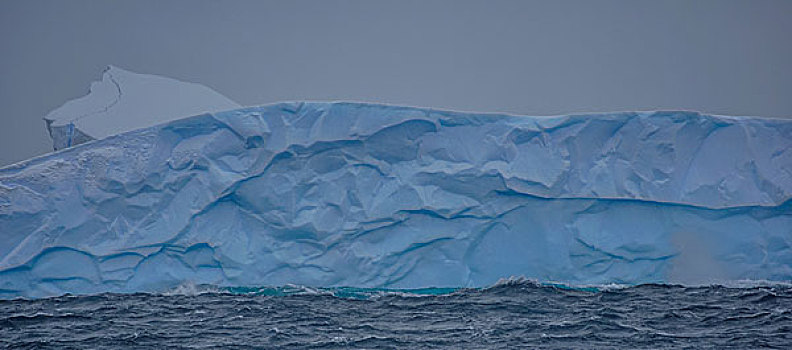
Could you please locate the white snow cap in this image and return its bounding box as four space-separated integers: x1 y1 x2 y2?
43 65 241 150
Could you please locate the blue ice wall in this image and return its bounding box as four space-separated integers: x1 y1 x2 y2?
1 102 791 298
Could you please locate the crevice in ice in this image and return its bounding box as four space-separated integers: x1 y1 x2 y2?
68 70 124 125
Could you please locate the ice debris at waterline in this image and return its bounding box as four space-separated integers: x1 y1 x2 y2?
43 65 240 151
1 102 791 298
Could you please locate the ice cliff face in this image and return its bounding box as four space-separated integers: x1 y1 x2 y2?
43 66 241 151
2 102 791 298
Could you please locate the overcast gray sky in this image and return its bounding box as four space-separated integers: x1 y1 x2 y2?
1 0 791 166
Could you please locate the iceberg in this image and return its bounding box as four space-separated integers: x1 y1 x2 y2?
1 102 791 298
43 66 241 151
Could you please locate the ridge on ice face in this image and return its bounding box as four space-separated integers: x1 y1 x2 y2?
2 102 791 298
43 66 241 150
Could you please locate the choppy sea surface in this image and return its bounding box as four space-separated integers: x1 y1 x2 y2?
1 280 791 349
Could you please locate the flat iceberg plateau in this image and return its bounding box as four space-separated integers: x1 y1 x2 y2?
43 66 241 151
1 102 791 298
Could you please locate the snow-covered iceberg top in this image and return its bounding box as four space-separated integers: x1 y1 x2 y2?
2 102 791 298
43 66 241 150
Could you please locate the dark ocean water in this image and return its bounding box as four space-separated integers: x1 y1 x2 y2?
1 280 791 349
